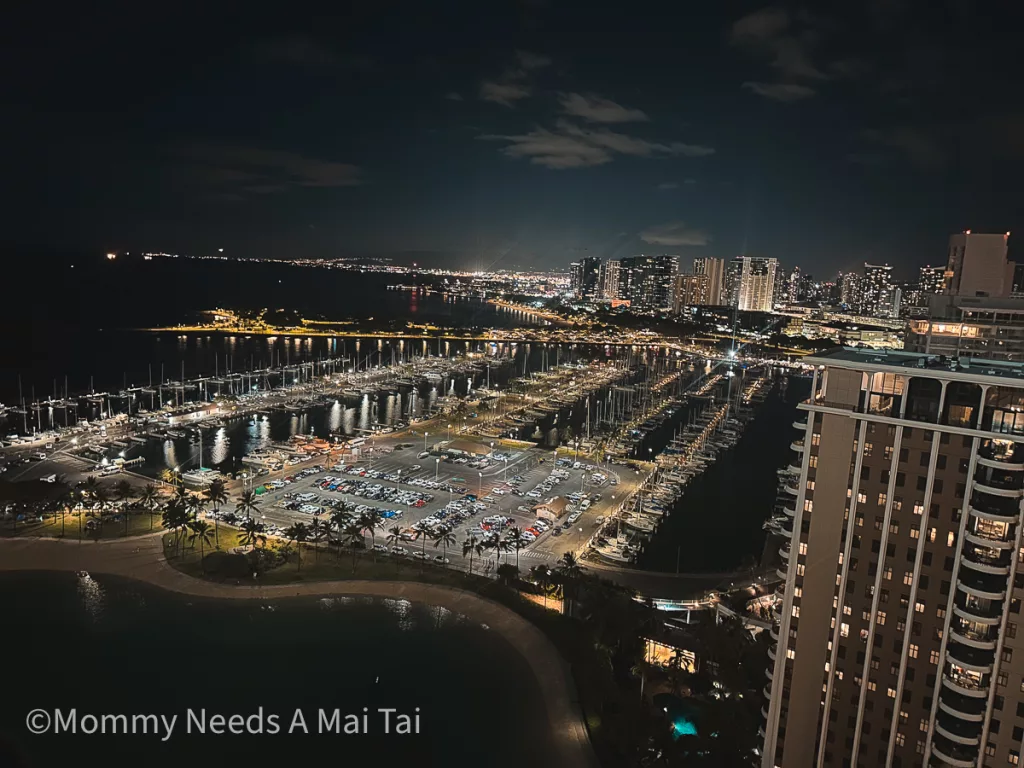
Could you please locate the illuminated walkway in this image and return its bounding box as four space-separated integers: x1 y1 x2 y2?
0 534 597 768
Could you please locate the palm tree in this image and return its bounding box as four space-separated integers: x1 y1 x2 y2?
433 530 456 567
555 551 583 613
187 520 215 572
160 467 178 487
329 509 351 559
308 518 328 561
187 493 207 524
161 501 189 556
505 526 529 570
58 488 78 538
137 484 160 530
356 509 384 561
343 521 364 572
238 518 267 552
234 490 259 521
462 534 484 576
385 524 403 551
488 537 509 572
113 479 134 536
205 480 228 548
283 522 310 571
90 486 110 532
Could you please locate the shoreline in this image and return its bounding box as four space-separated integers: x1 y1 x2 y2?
0 535 597 768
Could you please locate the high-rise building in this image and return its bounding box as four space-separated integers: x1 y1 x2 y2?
598 259 622 300
693 257 725 305
905 296 1024 361
763 347 1024 768
736 256 778 312
787 267 801 303
726 257 743 307
773 261 788 307
839 272 864 311
672 273 710 312
862 263 900 319
919 265 946 298
569 256 601 300
619 255 679 309
945 231 1014 298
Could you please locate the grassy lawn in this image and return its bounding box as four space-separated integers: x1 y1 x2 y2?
0 509 163 540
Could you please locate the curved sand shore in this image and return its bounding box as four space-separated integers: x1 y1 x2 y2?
0 534 596 768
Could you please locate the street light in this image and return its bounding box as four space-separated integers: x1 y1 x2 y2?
424 431 428 452
478 471 483 498
435 457 440 480
448 423 452 440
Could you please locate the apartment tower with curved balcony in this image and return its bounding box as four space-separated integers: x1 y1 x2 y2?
762 348 1024 768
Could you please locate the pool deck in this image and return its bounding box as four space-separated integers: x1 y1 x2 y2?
0 533 597 768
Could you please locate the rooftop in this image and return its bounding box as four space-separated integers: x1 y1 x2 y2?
806 347 1024 385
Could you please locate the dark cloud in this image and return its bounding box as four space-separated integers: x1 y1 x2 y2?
731 8 828 81
640 221 711 246
479 50 551 107
481 119 713 169
184 145 362 194
559 93 649 123
742 81 816 102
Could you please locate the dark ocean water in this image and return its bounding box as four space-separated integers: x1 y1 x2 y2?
0 572 556 768
1 253 539 405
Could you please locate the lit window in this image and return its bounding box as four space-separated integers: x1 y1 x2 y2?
888 687 897 698
895 732 905 746
947 531 955 547
792 606 800 618
904 571 914 585
930 649 940 664
915 601 925 613
908 644 919 659
841 623 850 638
877 611 887 625
786 648 796 659
878 492 888 506
913 503 924 516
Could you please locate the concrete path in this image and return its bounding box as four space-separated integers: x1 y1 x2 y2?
0 534 597 768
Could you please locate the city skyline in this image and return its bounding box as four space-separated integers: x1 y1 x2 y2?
3 2 1023 274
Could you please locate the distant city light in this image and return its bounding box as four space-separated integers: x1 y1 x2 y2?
106 252 116 260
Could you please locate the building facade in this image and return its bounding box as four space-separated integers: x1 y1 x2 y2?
726 257 744 307
906 297 1024 362
763 348 1024 768
862 264 900 319
673 273 710 313
599 259 622 300
569 256 601 300
620 254 679 309
946 232 1014 298
693 257 725 305
737 256 779 312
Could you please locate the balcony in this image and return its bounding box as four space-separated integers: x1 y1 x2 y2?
779 498 796 516
949 624 996 650
956 572 1007 601
953 601 1002 626
791 439 805 453
960 541 1012 575
946 643 995 673
977 454 1024 471
972 479 1024 499
934 712 982 745
763 684 772 700
965 530 1013 550
776 566 788 580
969 492 1021 520
765 665 774 681
792 418 807 430
782 479 800 496
938 692 986 723
779 544 791 562
930 738 978 768
768 644 777 662
761 704 769 720
787 462 802 474
942 671 989 699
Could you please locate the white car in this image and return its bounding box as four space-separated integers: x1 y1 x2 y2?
526 491 541 499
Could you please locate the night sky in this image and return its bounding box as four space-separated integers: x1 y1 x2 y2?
4 1 1022 277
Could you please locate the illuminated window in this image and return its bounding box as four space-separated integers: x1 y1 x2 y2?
929 649 940 664
947 531 955 547
878 492 888 506
915 601 925 613
786 648 795 659
908 644 919 659
903 571 914 585
877 611 886 625
841 623 850 638
913 503 924 516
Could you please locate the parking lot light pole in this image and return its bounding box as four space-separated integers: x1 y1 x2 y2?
435 457 440 481
478 472 482 498
448 423 452 440
424 432 428 452
503 457 508 481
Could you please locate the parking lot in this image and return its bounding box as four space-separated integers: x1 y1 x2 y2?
214 443 630 572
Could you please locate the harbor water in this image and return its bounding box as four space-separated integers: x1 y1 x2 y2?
0 571 557 768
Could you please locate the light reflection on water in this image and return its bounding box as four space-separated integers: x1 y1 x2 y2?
75 572 106 623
